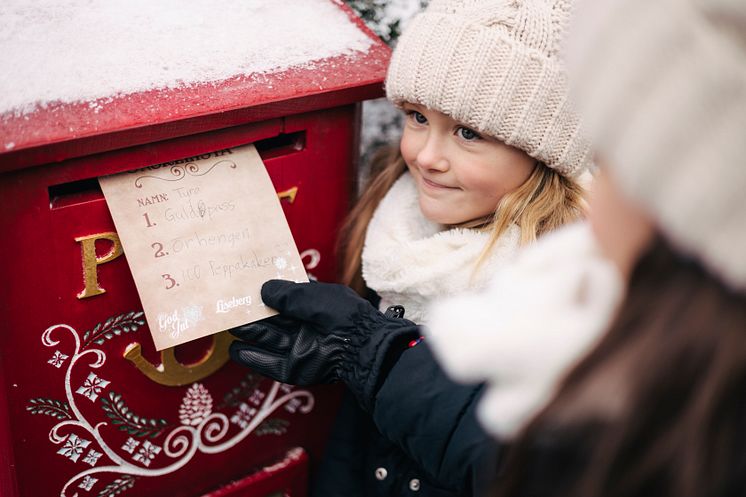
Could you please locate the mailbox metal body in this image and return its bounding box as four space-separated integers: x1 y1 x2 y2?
0 4 389 496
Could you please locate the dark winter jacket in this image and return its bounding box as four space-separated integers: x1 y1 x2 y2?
311 339 501 497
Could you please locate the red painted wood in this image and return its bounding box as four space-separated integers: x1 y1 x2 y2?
0 363 18 497
0 3 389 496
200 447 308 497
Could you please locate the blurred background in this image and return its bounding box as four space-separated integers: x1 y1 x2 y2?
344 0 429 186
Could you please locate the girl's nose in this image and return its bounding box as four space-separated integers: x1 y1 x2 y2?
416 134 449 172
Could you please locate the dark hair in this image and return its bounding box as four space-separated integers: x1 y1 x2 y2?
495 236 746 497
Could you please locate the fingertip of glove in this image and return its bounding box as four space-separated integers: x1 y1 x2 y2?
261 278 290 299
228 340 247 363
229 324 257 340
261 278 307 307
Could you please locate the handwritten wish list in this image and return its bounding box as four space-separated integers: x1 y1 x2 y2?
99 144 307 351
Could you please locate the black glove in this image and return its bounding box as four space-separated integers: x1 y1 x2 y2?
229 280 419 410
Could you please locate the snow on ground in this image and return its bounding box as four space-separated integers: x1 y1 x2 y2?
0 0 373 115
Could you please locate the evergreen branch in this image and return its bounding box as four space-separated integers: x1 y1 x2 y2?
82 311 146 349
256 418 289 437
97 475 136 497
26 397 72 420
100 392 170 439
219 372 262 408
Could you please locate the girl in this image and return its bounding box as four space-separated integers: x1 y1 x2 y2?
324 0 589 495
490 0 746 494
233 1 591 496
338 0 591 322
425 0 746 495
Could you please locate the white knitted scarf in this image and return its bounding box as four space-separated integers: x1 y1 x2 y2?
427 223 624 438
362 172 521 323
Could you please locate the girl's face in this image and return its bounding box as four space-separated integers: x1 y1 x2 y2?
400 103 535 225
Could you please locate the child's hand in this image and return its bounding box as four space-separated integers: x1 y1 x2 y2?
229 280 419 410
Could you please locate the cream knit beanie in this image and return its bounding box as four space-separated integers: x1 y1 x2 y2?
567 0 746 291
385 0 592 177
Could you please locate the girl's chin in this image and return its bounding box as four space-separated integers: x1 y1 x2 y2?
419 200 459 225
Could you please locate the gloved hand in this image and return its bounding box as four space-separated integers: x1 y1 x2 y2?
229 279 419 410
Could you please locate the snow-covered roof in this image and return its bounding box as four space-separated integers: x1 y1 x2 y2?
1 0 374 116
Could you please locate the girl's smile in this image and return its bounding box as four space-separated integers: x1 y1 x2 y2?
400 103 536 225
421 177 459 190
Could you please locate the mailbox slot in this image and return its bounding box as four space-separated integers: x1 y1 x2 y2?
255 131 305 159
49 131 306 209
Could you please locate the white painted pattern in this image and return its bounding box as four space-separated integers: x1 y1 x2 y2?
39 322 315 496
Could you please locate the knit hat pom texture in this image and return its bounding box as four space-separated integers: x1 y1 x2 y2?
568 0 746 290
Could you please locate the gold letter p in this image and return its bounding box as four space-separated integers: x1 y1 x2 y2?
75 232 123 299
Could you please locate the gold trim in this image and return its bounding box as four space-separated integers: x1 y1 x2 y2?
123 332 235 386
277 186 298 204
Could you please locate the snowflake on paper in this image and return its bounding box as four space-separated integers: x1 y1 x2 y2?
47 350 69 368
57 433 91 463
248 389 266 406
230 402 257 429
78 475 98 491
121 437 140 454
75 372 110 402
182 305 203 326
284 398 303 414
133 440 161 467
274 257 288 270
82 449 103 466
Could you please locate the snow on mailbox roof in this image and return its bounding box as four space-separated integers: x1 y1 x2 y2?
0 0 390 171
1 0 374 115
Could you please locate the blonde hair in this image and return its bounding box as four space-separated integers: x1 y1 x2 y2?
474 160 586 271
337 146 586 295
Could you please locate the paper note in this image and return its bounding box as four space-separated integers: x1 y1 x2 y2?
99 144 307 350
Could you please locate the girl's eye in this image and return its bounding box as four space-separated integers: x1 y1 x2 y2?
407 110 428 125
456 127 481 141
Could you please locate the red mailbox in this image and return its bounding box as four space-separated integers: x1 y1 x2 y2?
0 3 389 496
